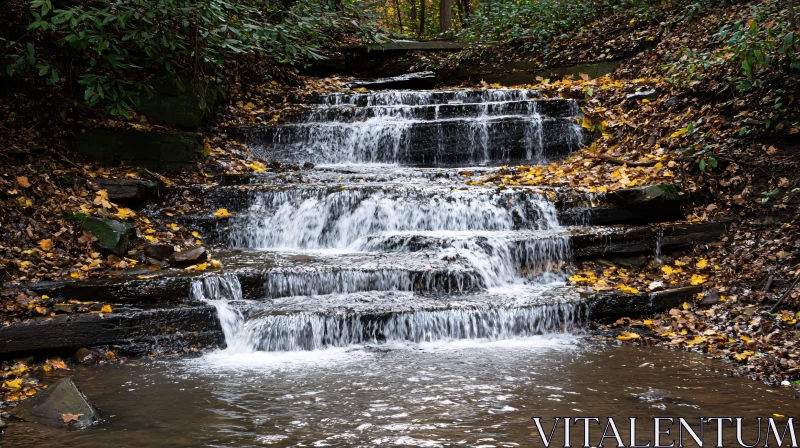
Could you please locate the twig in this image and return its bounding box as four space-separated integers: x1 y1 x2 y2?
763 276 774 293
769 274 800 313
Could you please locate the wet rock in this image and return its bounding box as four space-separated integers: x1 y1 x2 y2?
81 217 136 256
611 255 648 269
348 71 437 90
53 304 77 314
73 347 94 363
626 89 660 101
11 378 100 428
13 356 34 367
0 418 6 430
167 246 208 267
145 242 175 261
95 178 158 204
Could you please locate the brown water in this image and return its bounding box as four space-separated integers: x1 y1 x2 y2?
3 338 798 447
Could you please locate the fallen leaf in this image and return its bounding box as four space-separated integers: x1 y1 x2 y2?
214 208 230 218
16 176 31 188
39 239 53 251
61 413 84 424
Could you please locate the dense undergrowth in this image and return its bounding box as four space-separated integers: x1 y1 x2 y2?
1 0 386 116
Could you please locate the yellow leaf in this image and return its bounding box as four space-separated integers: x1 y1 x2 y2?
144 235 159 243
137 274 158 279
682 302 690 310
100 304 112 313
674 259 688 266
247 162 267 172
741 335 751 342
167 223 179 230
214 208 230 218
643 319 653 326
680 328 688 335
210 259 222 269
617 284 639 294
39 239 53 251
192 231 200 238
670 128 688 138
690 274 707 285
116 207 134 219
616 332 641 341
774 414 786 418
70 272 81 279
4 379 22 389
661 265 673 276
696 259 708 269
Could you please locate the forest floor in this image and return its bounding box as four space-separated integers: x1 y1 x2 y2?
0 0 798 406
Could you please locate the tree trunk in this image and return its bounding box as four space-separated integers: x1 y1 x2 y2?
418 0 426 36
791 0 797 29
458 0 470 27
439 0 453 33
393 0 403 31
410 0 417 31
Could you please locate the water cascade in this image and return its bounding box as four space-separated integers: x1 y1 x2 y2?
198 88 588 352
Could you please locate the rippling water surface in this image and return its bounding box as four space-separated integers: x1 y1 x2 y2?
4 340 797 447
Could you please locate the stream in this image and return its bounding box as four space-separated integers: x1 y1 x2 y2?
5 88 797 446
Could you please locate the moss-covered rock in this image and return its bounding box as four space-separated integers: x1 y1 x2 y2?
138 78 220 130
73 129 204 171
82 217 136 255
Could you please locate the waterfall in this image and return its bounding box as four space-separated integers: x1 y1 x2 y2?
199 87 588 354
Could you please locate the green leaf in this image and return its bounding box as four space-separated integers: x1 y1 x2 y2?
698 159 706 171
708 156 718 168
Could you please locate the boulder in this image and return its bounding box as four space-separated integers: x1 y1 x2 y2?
95 178 158 203
73 347 94 363
348 71 437 90
138 78 219 130
167 246 207 267
74 129 204 172
607 183 681 217
11 378 100 428
82 217 136 256
144 242 175 261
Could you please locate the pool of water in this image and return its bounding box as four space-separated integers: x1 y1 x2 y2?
3 338 797 447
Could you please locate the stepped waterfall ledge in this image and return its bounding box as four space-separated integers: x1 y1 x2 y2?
196 88 592 353
240 89 584 165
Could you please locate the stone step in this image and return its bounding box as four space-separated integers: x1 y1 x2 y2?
28 250 489 305
0 306 222 356
287 88 540 107
280 99 578 123
26 222 724 308
241 116 584 165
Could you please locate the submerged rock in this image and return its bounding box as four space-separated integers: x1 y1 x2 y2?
167 246 208 267
11 378 100 428
82 217 136 256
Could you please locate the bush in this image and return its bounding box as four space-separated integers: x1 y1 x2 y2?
2 0 385 116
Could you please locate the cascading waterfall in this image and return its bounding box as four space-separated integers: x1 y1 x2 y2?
225 187 559 249
222 302 583 353
245 89 583 165
200 88 589 353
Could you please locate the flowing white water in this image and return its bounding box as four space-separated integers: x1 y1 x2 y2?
199 88 589 354
226 188 559 249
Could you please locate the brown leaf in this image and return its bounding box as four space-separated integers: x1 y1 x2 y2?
16 176 31 188
61 413 84 424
